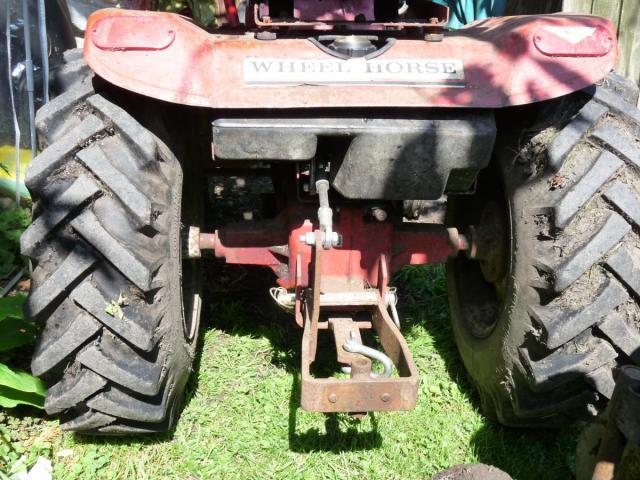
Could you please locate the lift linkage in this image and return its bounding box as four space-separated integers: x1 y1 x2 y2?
188 191 471 412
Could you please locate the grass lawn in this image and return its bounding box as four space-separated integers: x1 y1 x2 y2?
2 264 579 479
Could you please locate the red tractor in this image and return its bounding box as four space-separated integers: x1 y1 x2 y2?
22 0 640 434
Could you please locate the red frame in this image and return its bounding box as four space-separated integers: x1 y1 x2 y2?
201 204 463 291
84 9 617 109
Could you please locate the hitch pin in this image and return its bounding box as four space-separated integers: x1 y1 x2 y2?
342 332 393 379
386 287 400 328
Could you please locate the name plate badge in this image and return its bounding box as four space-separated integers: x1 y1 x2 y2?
243 57 465 87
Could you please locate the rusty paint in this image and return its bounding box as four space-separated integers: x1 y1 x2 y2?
199 204 466 291
84 9 618 109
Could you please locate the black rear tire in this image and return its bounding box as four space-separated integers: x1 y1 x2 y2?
22 55 202 434
447 72 640 427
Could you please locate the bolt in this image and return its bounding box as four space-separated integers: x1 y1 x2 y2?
424 32 444 42
299 232 316 246
328 393 338 403
371 207 388 222
381 393 391 402
255 30 276 40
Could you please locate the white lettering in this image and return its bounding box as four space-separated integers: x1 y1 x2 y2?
243 58 465 87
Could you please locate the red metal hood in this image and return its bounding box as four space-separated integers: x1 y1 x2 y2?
84 9 617 109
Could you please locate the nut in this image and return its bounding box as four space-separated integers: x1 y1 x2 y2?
371 208 388 222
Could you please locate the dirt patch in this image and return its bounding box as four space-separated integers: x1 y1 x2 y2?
430 464 513 480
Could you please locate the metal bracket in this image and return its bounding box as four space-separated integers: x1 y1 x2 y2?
299 233 419 413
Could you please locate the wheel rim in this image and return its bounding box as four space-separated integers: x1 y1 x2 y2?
449 198 510 340
180 237 202 342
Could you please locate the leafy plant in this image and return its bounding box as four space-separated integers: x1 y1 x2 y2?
0 294 44 409
0 206 30 279
156 0 219 27
105 292 128 321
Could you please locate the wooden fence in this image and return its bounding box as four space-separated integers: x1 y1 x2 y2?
563 0 640 87
507 0 640 89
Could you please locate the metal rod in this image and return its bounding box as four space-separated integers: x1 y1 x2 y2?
343 335 393 379
37 0 48 103
0 268 25 298
22 0 37 163
6 1 22 206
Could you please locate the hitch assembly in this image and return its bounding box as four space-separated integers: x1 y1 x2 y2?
188 191 474 413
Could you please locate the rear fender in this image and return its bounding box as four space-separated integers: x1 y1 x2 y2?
84 9 617 109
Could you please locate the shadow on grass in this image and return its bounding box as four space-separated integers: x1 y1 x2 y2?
395 264 578 479
44 259 577 479
200 261 383 453
287 374 383 453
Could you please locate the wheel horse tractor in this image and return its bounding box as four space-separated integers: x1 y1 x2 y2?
22 0 640 434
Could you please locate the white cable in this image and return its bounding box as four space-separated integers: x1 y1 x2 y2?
269 287 295 313
6 2 22 206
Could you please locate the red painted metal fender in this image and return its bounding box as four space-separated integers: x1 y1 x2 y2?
84 9 617 109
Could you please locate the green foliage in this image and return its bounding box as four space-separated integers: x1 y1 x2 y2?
0 421 53 478
0 206 30 279
0 286 44 411
0 295 37 352
0 363 45 409
60 448 112 480
155 0 219 27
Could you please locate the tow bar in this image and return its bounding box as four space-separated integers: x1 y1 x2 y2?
187 191 472 413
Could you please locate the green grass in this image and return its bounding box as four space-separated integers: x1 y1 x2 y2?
2 265 579 479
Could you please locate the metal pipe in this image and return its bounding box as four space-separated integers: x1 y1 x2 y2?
343 333 393 379
37 0 48 104
22 0 37 162
315 179 334 249
6 1 22 206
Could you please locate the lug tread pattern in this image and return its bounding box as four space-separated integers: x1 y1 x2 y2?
70 210 153 291
77 144 153 227
60 410 115 432
71 281 156 352
512 387 599 420
593 85 640 126
600 72 640 105
554 212 631 293
585 365 617 399
87 385 171 423
87 95 157 165
548 100 608 172
591 124 640 168
24 53 194 434
31 310 101 377
25 114 105 191
597 312 640 364
554 151 623 228
36 79 95 145
24 244 97 320
20 175 101 256
76 335 165 397
45 369 107 414
603 182 640 228
531 278 628 349
453 73 640 427
518 338 617 392
514 76 640 422
605 246 640 297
